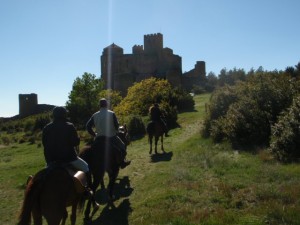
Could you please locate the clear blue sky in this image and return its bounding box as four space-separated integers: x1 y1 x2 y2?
1 0 299 117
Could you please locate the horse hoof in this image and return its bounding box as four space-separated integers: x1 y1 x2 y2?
84 218 92 225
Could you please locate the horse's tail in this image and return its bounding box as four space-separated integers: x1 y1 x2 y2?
18 171 45 225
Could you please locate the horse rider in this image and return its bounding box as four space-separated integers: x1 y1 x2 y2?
86 98 131 169
149 103 169 137
42 106 99 211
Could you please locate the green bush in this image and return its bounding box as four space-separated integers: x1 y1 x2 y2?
33 114 51 131
202 85 239 139
170 88 195 112
223 98 270 148
124 115 146 139
202 71 300 150
270 95 300 162
1 136 10 145
114 78 179 129
210 117 226 143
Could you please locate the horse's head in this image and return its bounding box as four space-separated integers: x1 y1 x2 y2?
118 124 130 146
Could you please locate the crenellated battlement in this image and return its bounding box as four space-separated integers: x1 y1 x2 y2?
132 45 144 54
144 33 163 53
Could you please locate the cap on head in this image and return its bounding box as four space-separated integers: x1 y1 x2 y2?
52 106 67 119
99 98 108 108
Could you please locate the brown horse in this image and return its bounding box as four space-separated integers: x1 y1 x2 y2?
79 126 130 221
18 167 85 225
147 121 166 154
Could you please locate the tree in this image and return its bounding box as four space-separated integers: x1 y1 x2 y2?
66 73 104 127
114 77 180 128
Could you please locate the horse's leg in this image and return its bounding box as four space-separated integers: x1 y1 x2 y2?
70 202 77 225
91 171 102 193
161 134 165 153
45 209 64 225
149 135 153 154
154 136 159 154
61 209 68 225
32 206 42 225
100 178 105 190
108 168 119 201
84 200 92 223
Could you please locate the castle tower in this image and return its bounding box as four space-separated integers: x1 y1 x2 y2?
144 33 163 54
101 43 124 89
132 45 144 54
195 61 206 75
19 93 38 118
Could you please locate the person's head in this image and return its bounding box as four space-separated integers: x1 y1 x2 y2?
52 106 67 120
154 103 159 108
99 98 108 108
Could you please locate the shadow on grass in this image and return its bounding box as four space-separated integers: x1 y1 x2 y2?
91 198 132 225
91 176 133 225
95 176 133 205
150 151 173 163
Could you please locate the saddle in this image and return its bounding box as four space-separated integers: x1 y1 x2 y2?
27 164 88 194
66 169 87 194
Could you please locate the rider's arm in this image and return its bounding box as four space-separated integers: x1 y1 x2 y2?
69 124 80 147
86 117 96 137
113 113 119 131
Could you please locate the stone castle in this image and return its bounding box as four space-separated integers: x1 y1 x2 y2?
101 33 206 95
16 33 205 118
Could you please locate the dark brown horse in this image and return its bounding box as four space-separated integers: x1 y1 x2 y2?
79 126 130 221
18 167 85 225
147 121 166 154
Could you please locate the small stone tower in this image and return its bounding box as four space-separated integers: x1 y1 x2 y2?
19 93 38 118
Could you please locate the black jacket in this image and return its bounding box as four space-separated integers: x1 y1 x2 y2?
42 119 79 164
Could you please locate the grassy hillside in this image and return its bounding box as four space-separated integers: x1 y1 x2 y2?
1 93 300 225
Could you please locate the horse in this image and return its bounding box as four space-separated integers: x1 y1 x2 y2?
79 125 130 222
146 121 166 154
18 166 86 225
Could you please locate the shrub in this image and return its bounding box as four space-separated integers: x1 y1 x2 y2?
124 116 146 139
202 70 300 150
269 95 300 162
223 98 271 148
170 87 195 112
114 78 179 129
33 114 51 131
1 136 10 145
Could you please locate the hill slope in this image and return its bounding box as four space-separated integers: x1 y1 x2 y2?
1 93 300 225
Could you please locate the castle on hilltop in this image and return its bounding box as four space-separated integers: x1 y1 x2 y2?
101 33 206 95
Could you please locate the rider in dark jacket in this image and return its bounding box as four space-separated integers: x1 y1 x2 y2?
42 109 79 164
42 106 99 211
149 103 169 137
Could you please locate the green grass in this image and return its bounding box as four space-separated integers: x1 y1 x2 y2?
1 93 300 224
